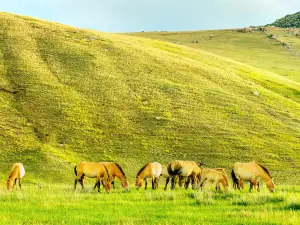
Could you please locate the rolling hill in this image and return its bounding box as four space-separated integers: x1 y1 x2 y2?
127 27 300 82
0 12 300 185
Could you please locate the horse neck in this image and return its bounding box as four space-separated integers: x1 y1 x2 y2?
113 164 126 181
8 169 18 181
258 167 272 183
100 166 109 179
221 174 228 187
138 165 149 179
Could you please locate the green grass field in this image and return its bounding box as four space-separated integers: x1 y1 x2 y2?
0 183 300 224
0 12 300 224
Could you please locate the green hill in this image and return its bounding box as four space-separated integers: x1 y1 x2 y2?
268 11 300 28
126 28 300 82
0 12 300 185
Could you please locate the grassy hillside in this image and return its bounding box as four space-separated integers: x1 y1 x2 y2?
0 12 300 185
127 28 300 82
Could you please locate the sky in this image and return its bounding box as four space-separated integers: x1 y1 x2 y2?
1 0 300 32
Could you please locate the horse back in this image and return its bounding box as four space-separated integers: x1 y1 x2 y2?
168 160 199 177
149 162 162 177
11 163 25 179
76 162 103 178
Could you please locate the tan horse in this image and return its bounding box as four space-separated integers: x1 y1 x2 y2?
232 161 274 192
100 162 129 191
74 162 111 193
160 165 185 190
136 162 162 190
167 160 202 190
7 163 25 191
198 168 229 192
189 167 227 189
231 171 257 191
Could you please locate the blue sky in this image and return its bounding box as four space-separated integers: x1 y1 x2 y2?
1 0 300 32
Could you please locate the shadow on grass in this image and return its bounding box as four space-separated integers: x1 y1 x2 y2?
284 203 300 211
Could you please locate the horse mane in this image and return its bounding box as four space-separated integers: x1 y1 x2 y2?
8 167 18 180
114 163 126 177
221 173 229 186
256 162 272 178
136 163 149 177
102 164 110 178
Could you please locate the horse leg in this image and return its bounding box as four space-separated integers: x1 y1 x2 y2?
249 180 254 192
164 177 170 190
97 179 101 193
216 182 221 192
18 179 22 190
199 178 207 191
79 175 85 190
74 178 78 191
171 177 176 190
145 179 148 190
152 177 155 189
111 180 115 189
94 179 99 190
185 177 191 189
154 177 160 189
257 181 260 192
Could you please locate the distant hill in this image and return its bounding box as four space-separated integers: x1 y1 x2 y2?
268 11 300 28
0 12 300 184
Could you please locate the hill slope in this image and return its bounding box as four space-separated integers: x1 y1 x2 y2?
127 28 300 82
268 11 300 28
0 13 300 184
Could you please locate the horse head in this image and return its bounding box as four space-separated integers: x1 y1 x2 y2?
121 177 129 191
266 178 275 193
135 176 142 190
7 178 13 191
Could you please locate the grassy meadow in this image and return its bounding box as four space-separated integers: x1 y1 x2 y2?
0 12 300 224
0 183 300 224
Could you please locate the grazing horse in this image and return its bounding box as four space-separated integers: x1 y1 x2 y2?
188 167 227 189
136 162 162 190
232 161 274 192
167 160 202 190
100 162 129 191
74 162 111 193
160 165 185 190
198 168 229 192
7 163 25 191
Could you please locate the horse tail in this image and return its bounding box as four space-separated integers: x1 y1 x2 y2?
167 162 181 176
74 166 77 176
231 169 239 188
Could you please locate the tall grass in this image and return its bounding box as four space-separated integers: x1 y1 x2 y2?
0 185 299 224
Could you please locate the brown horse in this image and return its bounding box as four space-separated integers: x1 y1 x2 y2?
167 160 202 190
188 167 227 189
160 165 185 190
136 162 162 190
74 162 111 193
231 171 257 191
232 161 274 192
7 163 25 191
198 168 229 192
100 162 128 191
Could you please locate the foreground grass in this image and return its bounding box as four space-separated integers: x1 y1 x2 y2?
0 184 299 224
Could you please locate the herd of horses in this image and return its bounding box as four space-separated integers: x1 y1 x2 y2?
6 160 275 193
